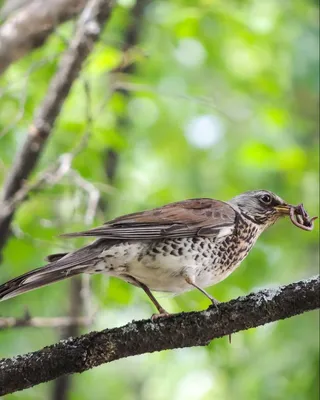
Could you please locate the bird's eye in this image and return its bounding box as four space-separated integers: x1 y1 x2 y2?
260 194 272 204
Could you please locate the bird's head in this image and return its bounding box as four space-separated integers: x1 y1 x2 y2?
228 190 291 229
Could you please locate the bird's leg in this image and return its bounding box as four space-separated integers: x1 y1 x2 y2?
184 275 232 343
184 275 220 309
123 274 170 320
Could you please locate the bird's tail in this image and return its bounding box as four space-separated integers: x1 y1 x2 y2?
0 240 104 301
0 264 84 301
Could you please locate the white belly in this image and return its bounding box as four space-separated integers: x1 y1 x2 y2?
89 235 253 294
128 253 193 292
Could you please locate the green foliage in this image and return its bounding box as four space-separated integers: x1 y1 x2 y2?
0 0 318 399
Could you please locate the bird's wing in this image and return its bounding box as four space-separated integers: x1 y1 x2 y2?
62 198 236 240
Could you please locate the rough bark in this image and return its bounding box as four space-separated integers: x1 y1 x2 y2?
0 275 319 395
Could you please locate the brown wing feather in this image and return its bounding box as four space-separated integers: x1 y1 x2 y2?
61 198 236 240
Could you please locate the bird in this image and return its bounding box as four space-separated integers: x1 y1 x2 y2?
0 189 294 317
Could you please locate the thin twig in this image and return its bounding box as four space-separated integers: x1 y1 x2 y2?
0 316 93 329
0 0 114 257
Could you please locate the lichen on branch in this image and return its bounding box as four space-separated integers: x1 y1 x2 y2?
0 275 318 396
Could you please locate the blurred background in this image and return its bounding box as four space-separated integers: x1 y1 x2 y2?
0 0 319 399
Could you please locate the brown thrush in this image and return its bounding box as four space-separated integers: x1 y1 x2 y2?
0 190 315 316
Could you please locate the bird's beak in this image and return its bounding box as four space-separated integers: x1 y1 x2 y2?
274 204 291 215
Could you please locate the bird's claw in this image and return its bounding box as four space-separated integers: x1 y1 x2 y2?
151 311 171 321
209 297 220 312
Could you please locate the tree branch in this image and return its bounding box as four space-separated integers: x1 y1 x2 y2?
0 0 114 256
0 275 318 395
0 0 87 75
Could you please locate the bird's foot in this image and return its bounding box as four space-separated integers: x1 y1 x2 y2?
207 297 232 343
209 296 221 311
151 310 171 321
